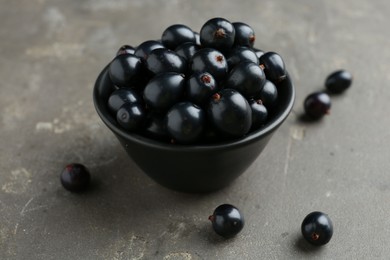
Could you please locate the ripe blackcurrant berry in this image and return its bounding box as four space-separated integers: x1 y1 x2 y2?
200 17 236 51
304 92 331 119
253 48 265 60
226 46 259 69
161 24 196 50
166 102 205 144
249 99 268 130
145 48 187 75
208 89 252 137
259 52 287 83
325 70 353 94
60 163 90 192
175 42 200 62
256 80 278 108
301 211 333 246
190 48 228 82
107 88 142 115
186 72 218 106
134 40 165 61
143 72 186 111
116 103 146 131
144 111 170 141
116 45 135 56
225 61 266 98
232 22 255 47
209 204 244 238
108 54 145 88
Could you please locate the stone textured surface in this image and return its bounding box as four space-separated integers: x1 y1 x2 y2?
1 0 390 259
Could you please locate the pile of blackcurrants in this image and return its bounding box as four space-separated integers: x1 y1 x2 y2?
106 17 287 144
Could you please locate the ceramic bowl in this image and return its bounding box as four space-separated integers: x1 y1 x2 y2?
93 66 295 193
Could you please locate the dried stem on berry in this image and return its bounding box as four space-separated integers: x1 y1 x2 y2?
311 232 320 241
249 35 255 44
212 93 221 101
201 74 212 84
214 28 227 39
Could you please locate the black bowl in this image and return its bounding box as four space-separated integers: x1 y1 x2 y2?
93 66 295 193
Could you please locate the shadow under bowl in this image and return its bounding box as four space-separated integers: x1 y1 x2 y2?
93 66 295 193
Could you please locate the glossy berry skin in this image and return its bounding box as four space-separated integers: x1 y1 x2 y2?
161 24 196 50
116 103 145 131
259 52 287 83
225 61 266 98
144 112 169 141
194 31 201 46
249 99 268 130
253 48 265 60
325 70 353 93
226 46 259 69
256 80 278 108
209 204 244 238
134 40 165 61
175 42 200 62
191 48 228 82
143 72 185 111
200 17 236 51
166 102 205 144
146 48 187 75
232 22 255 47
107 88 142 115
116 45 135 56
208 89 252 137
108 54 145 88
301 211 333 246
304 92 331 119
60 163 90 192
186 72 218 106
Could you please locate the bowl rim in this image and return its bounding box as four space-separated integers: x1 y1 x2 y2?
93 66 295 152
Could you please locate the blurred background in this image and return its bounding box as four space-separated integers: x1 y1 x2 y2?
1 0 390 259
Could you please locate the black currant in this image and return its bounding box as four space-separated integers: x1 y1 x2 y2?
194 31 201 46
134 40 165 61
60 163 90 192
145 48 187 75
175 42 200 62
161 24 196 50
301 211 333 246
108 54 145 88
325 70 353 94
249 99 268 130
190 48 228 82
304 92 331 119
226 46 259 69
225 61 266 98
259 52 287 83
209 204 244 238
200 17 236 51
116 103 145 131
208 89 252 137
253 48 265 60
256 80 278 108
232 22 255 47
166 102 205 144
143 111 170 141
143 72 186 111
186 72 218 106
116 45 135 56
107 88 142 115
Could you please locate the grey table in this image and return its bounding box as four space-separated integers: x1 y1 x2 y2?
1 0 389 259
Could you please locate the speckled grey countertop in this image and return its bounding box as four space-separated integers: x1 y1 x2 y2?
1 0 390 259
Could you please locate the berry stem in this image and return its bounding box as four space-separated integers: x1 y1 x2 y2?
214 28 227 39
311 232 320 241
